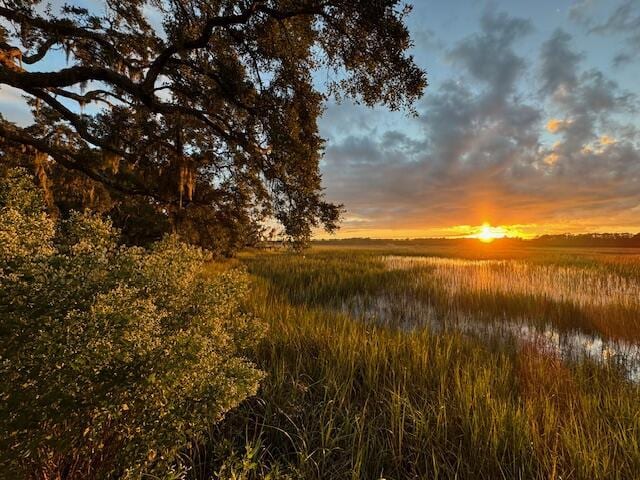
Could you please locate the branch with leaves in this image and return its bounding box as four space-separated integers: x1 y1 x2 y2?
0 0 426 249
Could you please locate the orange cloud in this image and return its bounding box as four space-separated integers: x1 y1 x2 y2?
543 152 560 165
546 118 570 133
599 135 615 145
581 136 616 155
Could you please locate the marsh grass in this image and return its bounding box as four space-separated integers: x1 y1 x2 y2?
381 255 640 341
384 256 640 309
194 248 640 479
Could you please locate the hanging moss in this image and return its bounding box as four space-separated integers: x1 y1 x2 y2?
33 151 56 215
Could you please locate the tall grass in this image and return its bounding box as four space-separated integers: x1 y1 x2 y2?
384 256 640 309
383 255 640 341
192 248 640 479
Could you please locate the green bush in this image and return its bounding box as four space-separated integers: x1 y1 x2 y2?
0 169 265 479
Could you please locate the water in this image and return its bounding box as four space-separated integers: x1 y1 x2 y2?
383 255 640 309
342 292 640 382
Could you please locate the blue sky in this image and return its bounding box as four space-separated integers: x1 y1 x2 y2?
317 0 640 238
1 0 639 238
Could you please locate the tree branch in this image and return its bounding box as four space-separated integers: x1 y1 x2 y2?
142 2 263 91
51 87 130 107
22 39 58 64
0 7 120 56
0 63 139 92
24 87 131 160
142 2 324 91
0 121 149 197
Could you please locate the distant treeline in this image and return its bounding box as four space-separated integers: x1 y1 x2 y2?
527 233 640 248
311 233 640 248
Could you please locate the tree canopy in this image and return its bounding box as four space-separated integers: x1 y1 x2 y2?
0 0 426 250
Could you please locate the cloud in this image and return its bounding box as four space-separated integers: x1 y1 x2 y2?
589 1 640 40
570 0 640 67
412 29 446 52
318 101 378 139
568 0 595 27
0 86 34 126
612 52 634 68
539 30 638 163
319 11 640 237
538 29 583 96
448 11 533 95
546 118 571 133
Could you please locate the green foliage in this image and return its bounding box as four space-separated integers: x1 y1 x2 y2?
0 169 265 479
201 249 640 480
0 0 426 250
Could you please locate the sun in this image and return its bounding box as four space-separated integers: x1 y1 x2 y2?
477 223 506 243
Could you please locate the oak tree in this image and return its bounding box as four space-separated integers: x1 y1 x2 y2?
0 0 426 250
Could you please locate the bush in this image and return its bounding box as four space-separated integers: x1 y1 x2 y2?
0 169 265 479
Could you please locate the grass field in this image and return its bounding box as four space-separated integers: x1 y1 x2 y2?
192 244 640 479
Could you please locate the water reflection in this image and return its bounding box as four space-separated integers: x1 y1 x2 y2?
342 293 640 382
383 255 640 309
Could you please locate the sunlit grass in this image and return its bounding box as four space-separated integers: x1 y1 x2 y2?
191 246 640 479
383 255 640 341
384 255 640 309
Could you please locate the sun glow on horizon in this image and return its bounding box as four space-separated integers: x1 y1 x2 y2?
313 220 640 241
474 223 508 243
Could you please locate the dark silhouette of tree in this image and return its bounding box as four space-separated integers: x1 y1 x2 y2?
0 0 426 250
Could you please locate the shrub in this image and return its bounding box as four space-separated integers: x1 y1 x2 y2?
0 169 265 479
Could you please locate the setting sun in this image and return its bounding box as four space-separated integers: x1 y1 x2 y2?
476 223 507 243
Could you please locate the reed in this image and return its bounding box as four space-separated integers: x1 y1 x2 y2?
192 247 640 479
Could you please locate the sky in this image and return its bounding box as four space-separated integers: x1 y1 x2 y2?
316 0 640 239
1 0 639 239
